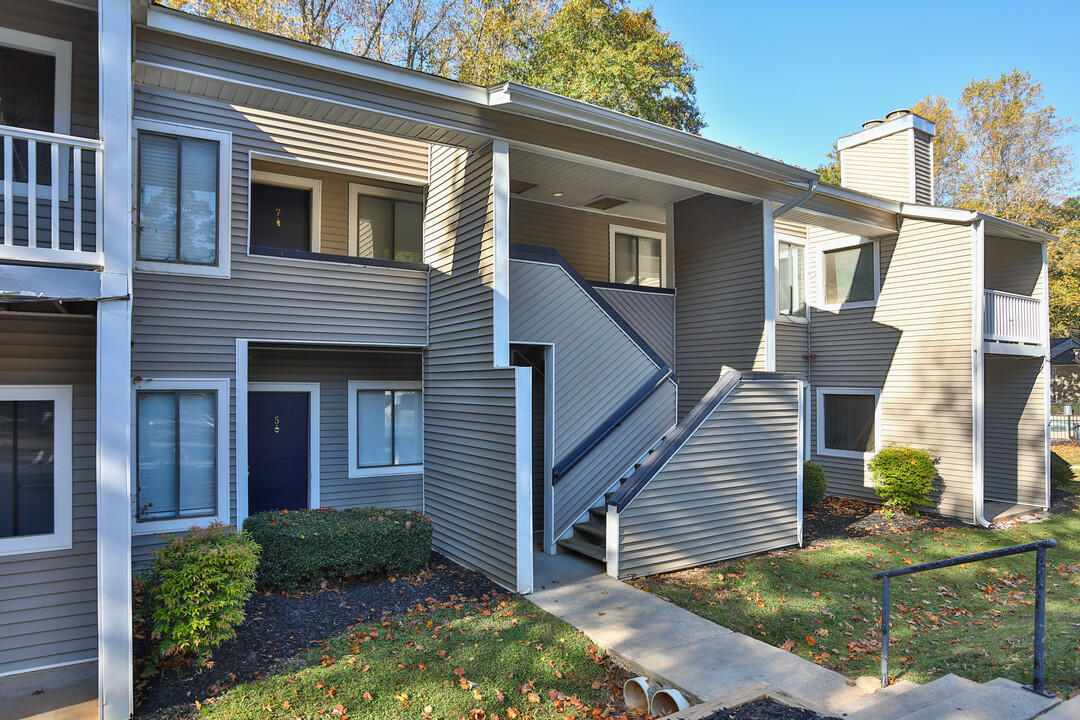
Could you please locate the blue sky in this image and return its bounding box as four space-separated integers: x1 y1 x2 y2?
635 0 1080 176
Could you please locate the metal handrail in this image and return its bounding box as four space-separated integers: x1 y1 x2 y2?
873 538 1058 696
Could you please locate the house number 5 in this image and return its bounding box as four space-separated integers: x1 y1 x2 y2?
274 415 281 434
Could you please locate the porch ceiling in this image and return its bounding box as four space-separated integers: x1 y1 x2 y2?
509 149 702 225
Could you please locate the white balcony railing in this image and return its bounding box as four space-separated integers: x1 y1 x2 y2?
1 124 104 266
984 289 1043 344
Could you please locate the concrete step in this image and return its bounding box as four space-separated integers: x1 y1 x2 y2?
557 536 605 562
1037 693 1080 720
841 674 977 720
834 679 918 717
572 520 606 541
898 678 1059 720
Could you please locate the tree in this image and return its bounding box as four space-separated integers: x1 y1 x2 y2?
1047 197 1080 335
814 143 840 184
509 0 704 133
912 70 1076 227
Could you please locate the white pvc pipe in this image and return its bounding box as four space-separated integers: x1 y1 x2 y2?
623 677 650 713
650 688 690 717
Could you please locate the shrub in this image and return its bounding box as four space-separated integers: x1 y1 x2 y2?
1051 450 1076 492
242 507 432 592
142 522 260 664
803 461 827 508
867 445 937 515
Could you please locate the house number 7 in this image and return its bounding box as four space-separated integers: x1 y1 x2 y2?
274 415 281 434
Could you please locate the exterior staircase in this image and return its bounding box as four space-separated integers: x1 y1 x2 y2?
826 674 1060 720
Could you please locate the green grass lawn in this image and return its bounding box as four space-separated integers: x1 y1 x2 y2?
632 507 1080 698
198 595 629 719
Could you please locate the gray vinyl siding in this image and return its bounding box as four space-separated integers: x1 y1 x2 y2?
807 221 975 521
914 132 933 205
249 347 424 510
775 320 808 376
0 315 97 676
424 144 521 591
509 260 662 457
984 357 1046 506
131 89 431 532
509 199 666 284
617 380 800 577
841 131 912 203
595 287 676 369
673 194 766 418
1 2 100 253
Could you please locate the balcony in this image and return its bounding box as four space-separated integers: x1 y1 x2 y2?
1 124 103 268
984 289 1045 356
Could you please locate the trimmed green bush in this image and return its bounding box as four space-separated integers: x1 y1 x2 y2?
1051 450 1076 492
242 507 432 592
867 445 937 514
803 461 827 508
143 522 260 664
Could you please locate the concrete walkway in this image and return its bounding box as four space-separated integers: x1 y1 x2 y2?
530 552 865 713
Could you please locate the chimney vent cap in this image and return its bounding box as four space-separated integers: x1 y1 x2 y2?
886 108 912 122
862 119 884 130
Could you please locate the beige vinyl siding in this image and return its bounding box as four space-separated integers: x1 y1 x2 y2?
131 89 431 537
807 221 975 521
0 315 97 676
617 380 800 577
775 219 806 241
509 260 661 457
914 132 933 205
2 3 100 253
674 194 766 418
424 144 521 590
509 199 666 284
251 160 422 257
249 347 424 511
509 259 675 535
841 131 912 203
985 235 1042 296
775 320 808 376
984 357 1046 506
595 287 676 368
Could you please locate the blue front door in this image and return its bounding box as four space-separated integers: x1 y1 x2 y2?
248 392 310 515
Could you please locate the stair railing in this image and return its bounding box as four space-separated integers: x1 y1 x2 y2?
873 538 1058 696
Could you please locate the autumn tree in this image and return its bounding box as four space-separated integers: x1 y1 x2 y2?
1047 197 1080 335
509 0 703 132
814 143 840 185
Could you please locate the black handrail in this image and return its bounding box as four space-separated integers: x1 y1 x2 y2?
873 538 1058 696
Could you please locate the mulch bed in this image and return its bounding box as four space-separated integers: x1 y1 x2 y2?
134 552 501 720
696 697 840 720
801 496 965 548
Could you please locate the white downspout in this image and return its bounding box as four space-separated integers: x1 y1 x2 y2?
972 219 989 527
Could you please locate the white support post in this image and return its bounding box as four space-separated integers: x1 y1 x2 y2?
1041 241 1051 508
97 1 134 718
762 201 777 372
971 220 987 527
797 380 806 546
513 366 534 594
492 140 511 368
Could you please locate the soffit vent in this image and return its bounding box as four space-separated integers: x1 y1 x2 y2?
583 196 630 211
510 180 538 194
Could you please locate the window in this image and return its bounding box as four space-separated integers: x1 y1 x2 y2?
0 28 71 191
250 171 322 252
816 388 880 459
778 240 805 317
609 225 665 287
135 120 232 277
0 386 72 556
821 241 878 307
133 379 230 534
348 183 424 263
348 381 422 477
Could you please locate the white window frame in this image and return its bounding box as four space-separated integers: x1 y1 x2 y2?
347 182 426 258
777 233 807 322
0 27 72 200
131 378 231 535
0 385 73 557
250 169 322 253
133 119 233 278
347 380 423 478
608 224 667 288
816 237 880 311
815 386 882 461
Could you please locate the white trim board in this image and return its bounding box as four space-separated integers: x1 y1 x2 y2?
0 385 73 557
814 386 882 473
248 382 321 511
130 378 232 536
513 365 534 594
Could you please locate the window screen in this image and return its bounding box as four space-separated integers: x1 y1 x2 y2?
0 400 55 538
138 132 219 264
613 233 661 287
779 242 805 316
355 193 423 263
0 46 56 184
823 393 876 453
136 390 217 521
823 245 874 305
355 389 422 468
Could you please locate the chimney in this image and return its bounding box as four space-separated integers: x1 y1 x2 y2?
836 109 936 205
